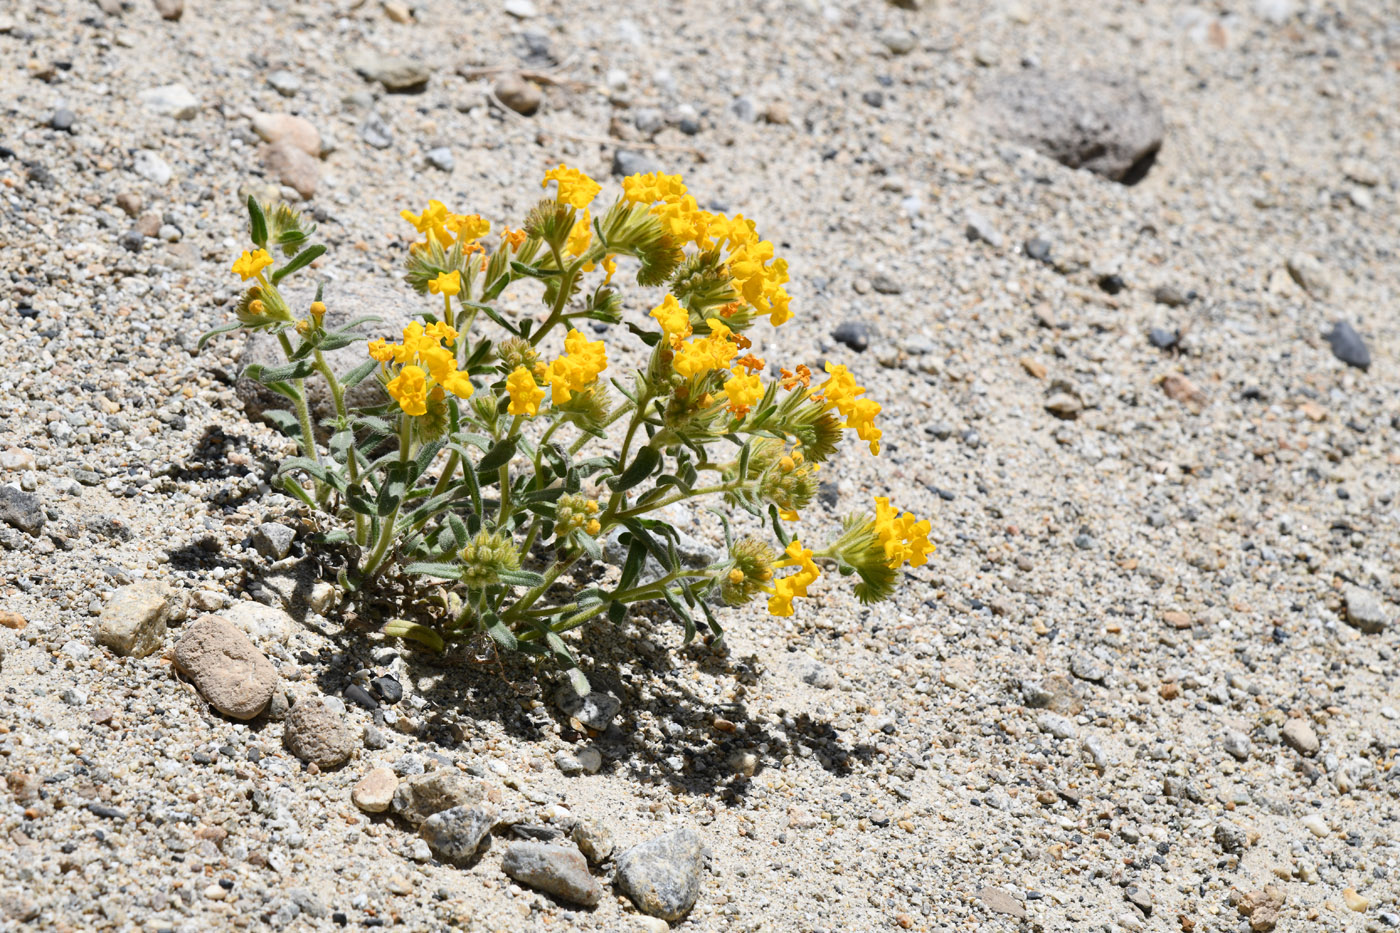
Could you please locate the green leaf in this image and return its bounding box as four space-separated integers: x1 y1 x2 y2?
280 456 328 483
607 601 627 624
617 536 647 592
446 513 468 550
497 569 547 587
311 528 352 545
346 485 379 516
383 619 445 653
484 615 517 652
737 440 752 479
576 588 606 607
247 195 268 249
663 589 696 644
249 359 316 383
337 359 377 389
377 465 408 516
196 321 242 352
575 530 603 561
353 414 397 437
510 260 561 280
414 438 446 481
260 408 301 437
612 445 660 492
270 243 326 285
404 561 463 580
476 437 517 474
565 666 590 697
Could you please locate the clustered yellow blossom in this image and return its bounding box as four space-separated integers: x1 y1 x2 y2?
428 270 461 296
673 319 739 378
542 164 601 210
506 366 546 417
721 368 763 418
815 362 882 455
874 498 934 569
232 249 274 281
543 329 608 404
400 200 491 250
649 295 693 348
764 539 821 616
368 321 474 416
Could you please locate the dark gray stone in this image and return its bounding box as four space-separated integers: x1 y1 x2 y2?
419 803 498 861
612 149 660 178
1023 237 1052 263
615 828 704 922
1148 327 1178 350
980 71 1165 182
1326 321 1370 371
832 321 871 353
554 685 622 731
501 842 603 906
0 486 44 535
51 109 76 132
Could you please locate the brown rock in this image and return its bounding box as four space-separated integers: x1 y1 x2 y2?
97 581 177 658
0 610 25 631
152 0 183 20
1161 373 1205 408
1019 357 1047 379
494 73 541 115
382 0 412 22
260 141 319 199
115 192 143 217
1162 610 1193 629
353 766 399 813
136 212 161 238
1237 887 1285 931
250 112 321 157
173 614 279 719
978 887 1027 919
283 696 355 769
1281 718 1319 756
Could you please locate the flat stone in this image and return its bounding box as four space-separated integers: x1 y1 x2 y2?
138 83 200 120
352 766 399 813
260 141 319 199
1281 718 1319 756
1325 321 1371 371
0 485 44 535
573 818 615 864
252 522 296 560
97 581 176 658
250 112 321 157
978 887 1026 919
501 842 603 906
349 50 432 91
615 828 704 922
979 71 1164 182
173 614 279 719
392 770 497 826
283 695 355 768
0 448 35 472
419 803 499 862
555 684 622 731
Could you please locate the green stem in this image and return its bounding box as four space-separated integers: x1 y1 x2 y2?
361 414 412 577
312 347 366 545
501 553 581 622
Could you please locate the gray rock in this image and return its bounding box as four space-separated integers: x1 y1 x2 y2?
501 843 603 907
50 109 76 132
555 684 622 731
980 71 1164 182
419 803 499 861
131 150 172 185
266 70 301 97
612 149 660 178
573 818 615 864
97 581 176 658
1152 285 1194 307
424 147 454 172
283 695 355 768
173 614 279 719
1148 327 1179 350
1281 718 1319 756
494 74 541 115
615 828 705 922
1286 253 1333 299
796 657 836 689
1343 586 1388 633
349 51 432 91
252 522 296 561
1070 653 1108 683
964 209 1003 247
878 28 917 55
1325 321 1370 372
832 320 871 353
1223 730 1252 760
1037 712 1077 740
0 485 44 535
1215 821 1249 855
393 770 495 826
359 111 394 149
138 83 200 120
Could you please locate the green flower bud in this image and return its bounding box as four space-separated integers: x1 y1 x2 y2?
459 530 521 588
720 536 776 606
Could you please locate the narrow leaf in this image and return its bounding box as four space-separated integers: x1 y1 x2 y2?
382 619 445 653
270 243 326 284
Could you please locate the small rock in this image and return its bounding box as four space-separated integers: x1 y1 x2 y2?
345 684 378 710
97 581 176 658
1281 718 1319 756
352 767 399 813
1223 730 1252 760
796 657 837 689
137 83 199 120
832 321 871 353
1070 653 1108 683
419 803 499 862
283 696 355 768
266 70 301 97
494 73 541 115
173 614 279 719
964 209 1003 247
261 141 319 199
502 843 603 907
1161 373 1205 407
131 149 172 185
0 610 25 630
1343 888 1369 913
250 112 321 157
1152 285 1194 307
1215 821 1250 855
50 108 76 132
1147 326 1179 350
612 149 660 178
1237 887 1285 932
573 818 615 864
152 0 183 19
424 147 453 172
1325 321 1371 371
382 0 412 23
1343 586 1388 633
115 192 142 216
359 111 394 149
370 675 403 703
978 887 1027 919
222 600 295 645
504 0 538 17
1300 813 1328 837
393 770 496 825
349 50 432 92
1037 712 1077 740
1286 253 1332 299
555 685 622 731
615 828 705 922
878 28 917 55
1044 392 1082 420
251 522 296 561
0 485 44 535
1023 237 1052 263
870 274 903 295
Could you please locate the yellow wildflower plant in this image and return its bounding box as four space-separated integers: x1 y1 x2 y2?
198 176 926 690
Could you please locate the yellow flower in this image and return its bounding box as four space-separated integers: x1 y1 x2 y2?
721 367 763 418
565 210 592 257
708 213 759 251
544 329 608 404
765 539 821 617
425 321 458 346
231 249 274 281
446 213 490 242
428 270 461 296
649 294 692 347
438 370 475 400
542 164 601 209
650 194 710 246
386 365 429 416
621 171 687 205
503 228 527 249
874 498 933 568
816 362 882 455
401 200 453 247
368 338 396 363
672 319 738 379
506 366 546 417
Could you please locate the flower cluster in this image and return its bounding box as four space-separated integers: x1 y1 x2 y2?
369 321 474 416
765 540 822 617
874 498 934 569
815 363 883 455
543 329 608 405
401 200 491 251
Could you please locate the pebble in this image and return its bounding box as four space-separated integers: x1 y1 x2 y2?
252 522 296 560
131 149 173 185
1069 653 1107 683
1023 237 1052 263
419 803 499 861
370 675 403 703
352 767 399 813
1215 821 1249 854
831 321 871 353
50 108 76 132
612 149 661 178
615 828 705 922
1223 730 1252 760
504 0 538 17
977 887 1027 919
152 0 183 20
137 83 200 120
261 141 319 199
250 112 322 157
359 111 394 149
96 580 176 658
494 73 541 115
555 685 622 731
0 485 45 535
1281 718 1319 756
283 695 356 768
1152 285 1194 307
1325 321 1371 371
424 147 454 172
501 842 604 906
1285 253 1333 299
173 614 279 719
1147 326 1179 350
350 51 432 91
1037 712 1077 740
266 70 302 97
393 770 496 825
573 818 615 864
878 29 917 55
1300 814 1328 838
964 209 1003 247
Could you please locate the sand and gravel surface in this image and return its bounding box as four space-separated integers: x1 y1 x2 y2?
3 0 1400 930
